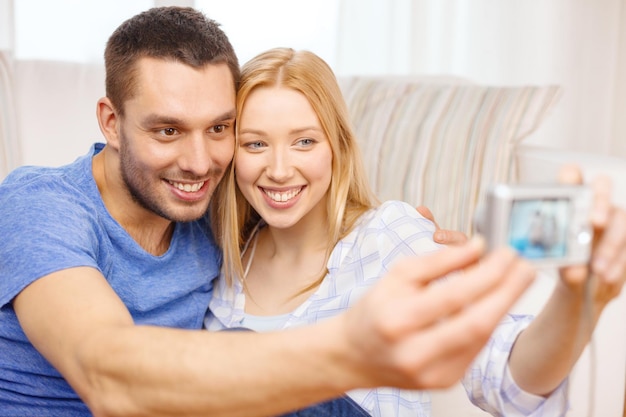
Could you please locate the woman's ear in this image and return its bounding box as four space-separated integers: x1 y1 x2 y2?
96 97 121 150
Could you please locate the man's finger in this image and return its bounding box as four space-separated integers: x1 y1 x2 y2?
410 247 533 325
416 205 468 245
416 205 439 228
389 236 486 287
393 256 535 384
433 229 469 245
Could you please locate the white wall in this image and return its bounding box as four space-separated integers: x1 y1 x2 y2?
335 0 626 159
6 0 626 163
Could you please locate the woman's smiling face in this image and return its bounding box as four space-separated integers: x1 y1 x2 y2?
235 86 333 230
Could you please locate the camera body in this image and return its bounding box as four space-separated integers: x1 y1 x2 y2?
476 184 594 268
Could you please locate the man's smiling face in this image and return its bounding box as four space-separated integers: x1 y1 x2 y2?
117 57 236 222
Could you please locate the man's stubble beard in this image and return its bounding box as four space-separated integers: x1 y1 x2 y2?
118 131 213 223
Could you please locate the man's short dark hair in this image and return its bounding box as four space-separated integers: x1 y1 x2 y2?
104 6 240 115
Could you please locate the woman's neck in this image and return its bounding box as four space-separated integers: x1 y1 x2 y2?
242 215 330 316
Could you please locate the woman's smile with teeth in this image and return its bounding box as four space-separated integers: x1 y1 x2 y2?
169 180 205 192
263 187 302 202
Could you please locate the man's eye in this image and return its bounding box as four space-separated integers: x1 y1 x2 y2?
160 127 178 136
211 124 226 133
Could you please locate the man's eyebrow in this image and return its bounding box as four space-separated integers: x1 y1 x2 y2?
141 110 236 127
215 110 237 123
142 114 185 126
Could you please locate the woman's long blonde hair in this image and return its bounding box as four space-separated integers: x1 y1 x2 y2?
211 47 377 287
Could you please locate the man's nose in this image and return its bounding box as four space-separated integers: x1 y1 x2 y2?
178 133 212 176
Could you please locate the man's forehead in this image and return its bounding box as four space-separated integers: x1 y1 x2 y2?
130 58 235 100
122 58 236 122
133 56 234 84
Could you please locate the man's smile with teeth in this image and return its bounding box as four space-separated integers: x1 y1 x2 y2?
168 180 205 193
262 187 303 202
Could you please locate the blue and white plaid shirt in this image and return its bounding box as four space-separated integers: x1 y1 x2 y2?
206 200 569 416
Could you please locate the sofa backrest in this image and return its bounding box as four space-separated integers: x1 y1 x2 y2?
13 57 106 170
5 56 562 236
339 76 562 234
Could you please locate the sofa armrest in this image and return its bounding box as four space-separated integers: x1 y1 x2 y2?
0 50 20 180
516 144 626 206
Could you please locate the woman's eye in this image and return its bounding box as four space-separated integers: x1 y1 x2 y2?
297 138 315 146
245 141 265 150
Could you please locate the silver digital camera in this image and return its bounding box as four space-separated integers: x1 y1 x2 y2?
475 184 594 268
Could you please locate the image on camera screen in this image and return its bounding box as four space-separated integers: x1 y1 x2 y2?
507 198 570 259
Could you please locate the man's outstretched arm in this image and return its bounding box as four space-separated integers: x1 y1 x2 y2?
14 239 534 417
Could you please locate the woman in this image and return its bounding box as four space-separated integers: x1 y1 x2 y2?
206 47 625 416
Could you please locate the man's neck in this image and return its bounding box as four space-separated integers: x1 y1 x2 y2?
92 149 175 256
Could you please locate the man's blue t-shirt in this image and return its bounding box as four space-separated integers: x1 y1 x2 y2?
0 144 220 415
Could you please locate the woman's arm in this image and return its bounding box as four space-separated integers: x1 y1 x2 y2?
509 166 626 395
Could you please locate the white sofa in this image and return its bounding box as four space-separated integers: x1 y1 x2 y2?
1 52 625 417
339 75 626 417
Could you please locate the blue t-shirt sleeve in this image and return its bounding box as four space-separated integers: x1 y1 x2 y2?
0 173 101 307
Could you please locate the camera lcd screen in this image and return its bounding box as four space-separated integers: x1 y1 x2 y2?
507 197 570 259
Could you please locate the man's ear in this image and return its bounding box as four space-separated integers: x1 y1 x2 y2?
96 97 121 150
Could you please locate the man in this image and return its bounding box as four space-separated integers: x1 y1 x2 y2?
0 6 581 416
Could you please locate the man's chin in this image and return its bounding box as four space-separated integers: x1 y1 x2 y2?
164 206 210 223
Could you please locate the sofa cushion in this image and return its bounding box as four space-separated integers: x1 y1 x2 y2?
338 77 562 234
